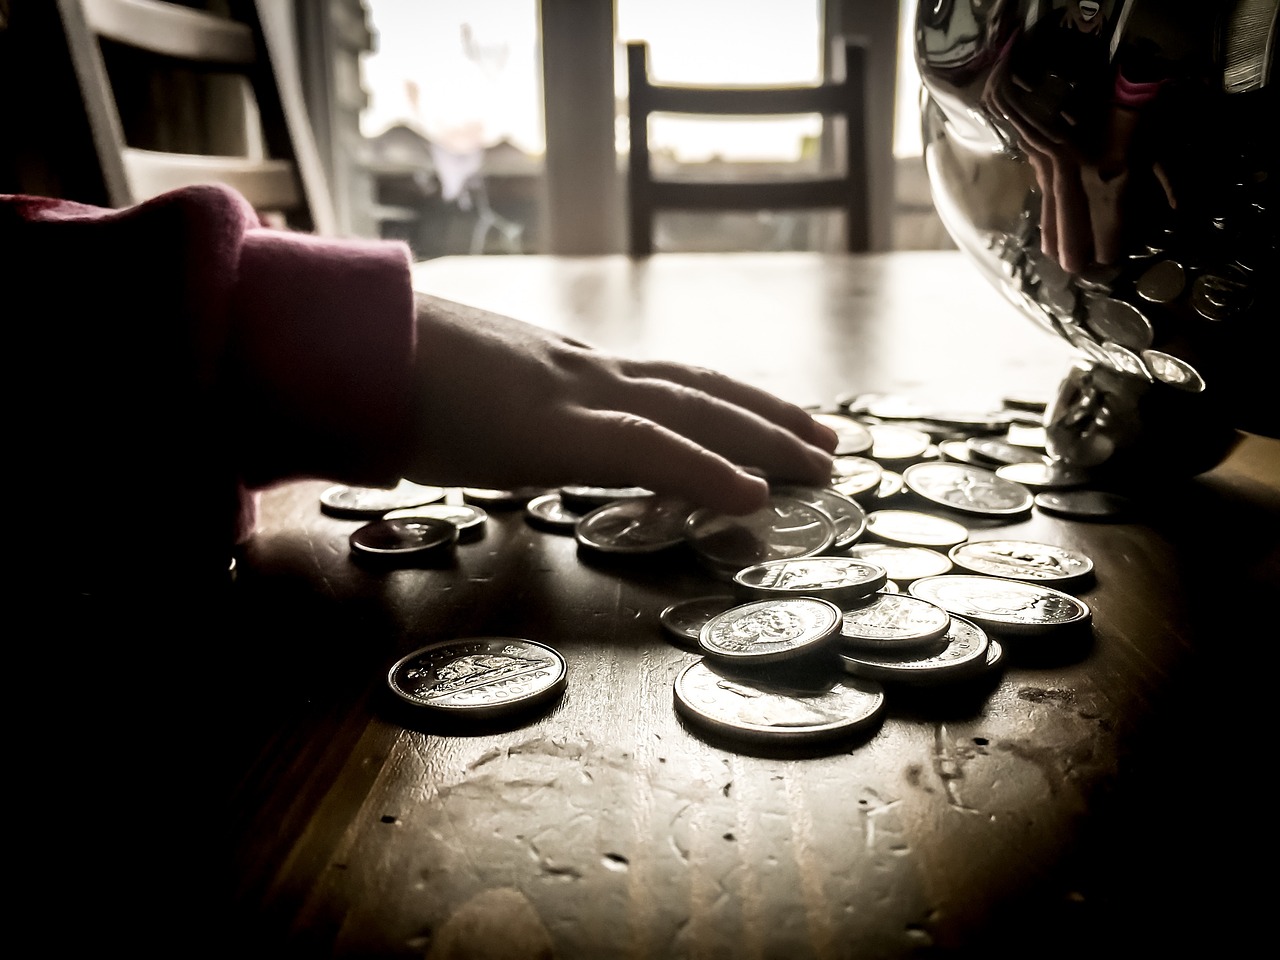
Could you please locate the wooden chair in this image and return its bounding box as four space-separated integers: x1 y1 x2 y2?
52 0 334 233
625 38 870 256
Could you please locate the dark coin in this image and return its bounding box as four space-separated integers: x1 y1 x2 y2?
349 516 458 561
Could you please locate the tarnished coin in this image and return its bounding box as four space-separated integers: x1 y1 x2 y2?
1034 489 1138 520
386 638 567 718
948 539 1094 586
349 516 458 561
812 412 874 455
903 463 1033 517
830 456 885 500
845 542 953 583
686 496 836 572
698 596 843 664
865 509 969 549
525 492 581 533
909 575 1092 636
576 496 689 553
673 658 885 744
839 592 952 652
771 484 867 550
659 595 739 647
320 480 446 518
995 459 1088 491
733 556 887 606
384 503 487 541
840 615 990 685
559 484 653 513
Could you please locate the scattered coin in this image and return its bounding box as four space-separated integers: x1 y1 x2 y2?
686 496 836 572
525 492 581 533
812 412 874 455
1004 422 1048 448
733 556 887 606
462 486 548 509
965 437 1041 466
1033 489 1138 520
908 575 1092 636
659 595 739 647
349 516 458 562
995 459 1089 490
1142 350 1206 392
698 596 843 665
838 592 952 653
559 484 653 514
386 638 568 718
867 423 932 462
384 502 488 541
771 484 867 550
845 542 954 582
864 508 969 549
830 456 884 499
948 539 1094 586
576 496 690 554
320 480 446 518
903 463 1033 517
673 658 886 744
840 615 990 686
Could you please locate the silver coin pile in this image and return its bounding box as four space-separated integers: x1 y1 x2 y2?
331 395 1103 735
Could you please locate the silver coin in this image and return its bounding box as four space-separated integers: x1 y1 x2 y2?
867 423 932 462
908 575 1092 636
386 638 567 718
939 439 984 465
673 658 885 744
1142 350 1207 392
1100 341 1153 380
685 496 836 570
838 592 952 652
698 596 843 664
965 437 1040 466
1034 489 1137 520
575 496 690 553
830 456 884 499
1004 422 1048 449
349 516 458 560
984 638 1005 673
733 556 887 606
949 539 1094 586
462 486 548 509
865 508 969 549
320 480 446 518
1190 273 1251 321
871 470 906 501
812 412 874 455
659 595 739 647
845 542 953 582
1084 295 1154 351
559 484 653 513
384 502 487 540
840 615 990 685
902 463 1033 517
994 459 1088 491
1136 259 1186 304
771 484 867 550
525 493 581 533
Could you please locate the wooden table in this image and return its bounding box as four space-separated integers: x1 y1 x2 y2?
221 252 1277 958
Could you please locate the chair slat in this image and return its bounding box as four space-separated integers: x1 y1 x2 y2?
122 147 301 210
81 0 255 65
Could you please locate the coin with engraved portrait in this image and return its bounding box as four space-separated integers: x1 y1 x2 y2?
732 556 887 606
685 496 836 571
320 480 447 518
838 592 952 652
902 463 1033 517
698 596 843 664
673 658 886 744
948 539 1094 587
908 575 1091 636
840 615 990 685
386 638 567 718
575 496 691 553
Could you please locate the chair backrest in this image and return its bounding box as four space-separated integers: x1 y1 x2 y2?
625 38 870 256
54 0 334 233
